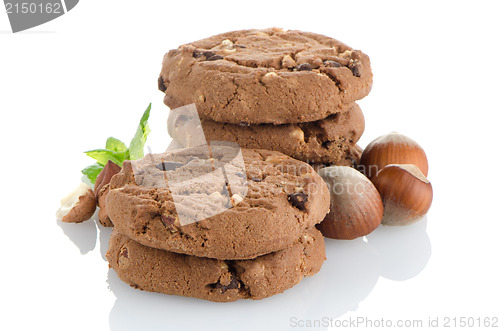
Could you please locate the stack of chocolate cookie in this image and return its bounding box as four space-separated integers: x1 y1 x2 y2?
104 28 374 302
105 146 330 302
159 28 372 169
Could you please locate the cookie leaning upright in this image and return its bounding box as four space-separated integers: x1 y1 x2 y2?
158 28 372 124
106 146 330 260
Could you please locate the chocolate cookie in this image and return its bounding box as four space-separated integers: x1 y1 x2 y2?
168 103 364 163
310 144 363 172
159 28 372 124
107 228 325 302
106 146 330 260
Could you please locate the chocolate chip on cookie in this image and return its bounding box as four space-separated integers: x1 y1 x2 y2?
193 50 224 61
288 192 308 210
192 50 205 58
206 54 224 61
324 60 342 68
119 246 128 258
160 215 177 226
349 60 362 77
158 76 167 92
296 63 313 71
213 274 241 293
156 161 184 171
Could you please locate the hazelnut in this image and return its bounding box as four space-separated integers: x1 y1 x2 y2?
316 166 383 240
372 164 433 226
56 182 96 223
95 160 122 199
360 132 428 179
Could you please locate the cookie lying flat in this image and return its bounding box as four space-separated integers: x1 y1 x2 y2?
106 146 330 260
158 28 372 124
168 103 364 164
107 228 325 302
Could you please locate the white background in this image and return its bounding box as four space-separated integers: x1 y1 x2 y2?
1 1 499 330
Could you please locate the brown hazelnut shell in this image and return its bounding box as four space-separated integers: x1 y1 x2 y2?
61 189 97 223
360 132 428 179
372 164 433 226
317 166 383 239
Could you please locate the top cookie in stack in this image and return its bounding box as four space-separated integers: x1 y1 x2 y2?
159 28 372 124
158 28 372 167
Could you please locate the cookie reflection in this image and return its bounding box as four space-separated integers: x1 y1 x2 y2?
105 235 380 331
98 222 113 261
307 238 380 319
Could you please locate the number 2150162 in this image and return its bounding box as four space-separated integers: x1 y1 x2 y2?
5 2 62 14
443 317 498 328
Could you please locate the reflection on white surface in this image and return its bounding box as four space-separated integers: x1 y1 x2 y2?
98 223 113 261
367 217 431 281
59 216 431 330
99 218 431 331
57 217 97 254
309 238 380 317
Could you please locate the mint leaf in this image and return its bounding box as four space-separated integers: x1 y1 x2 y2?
84 149 126 167
81 103 152 183
81 164 104 184
128 103 151 160
106 137 127 152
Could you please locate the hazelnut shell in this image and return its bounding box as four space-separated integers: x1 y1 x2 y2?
95 160 122 198
61 189 97 223
360 132 428 179
317 166 383 239
372 164 433 226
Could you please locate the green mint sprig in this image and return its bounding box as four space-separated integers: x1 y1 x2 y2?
81 103 151 184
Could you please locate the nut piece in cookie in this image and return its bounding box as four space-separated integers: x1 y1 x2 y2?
56 182 96 223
